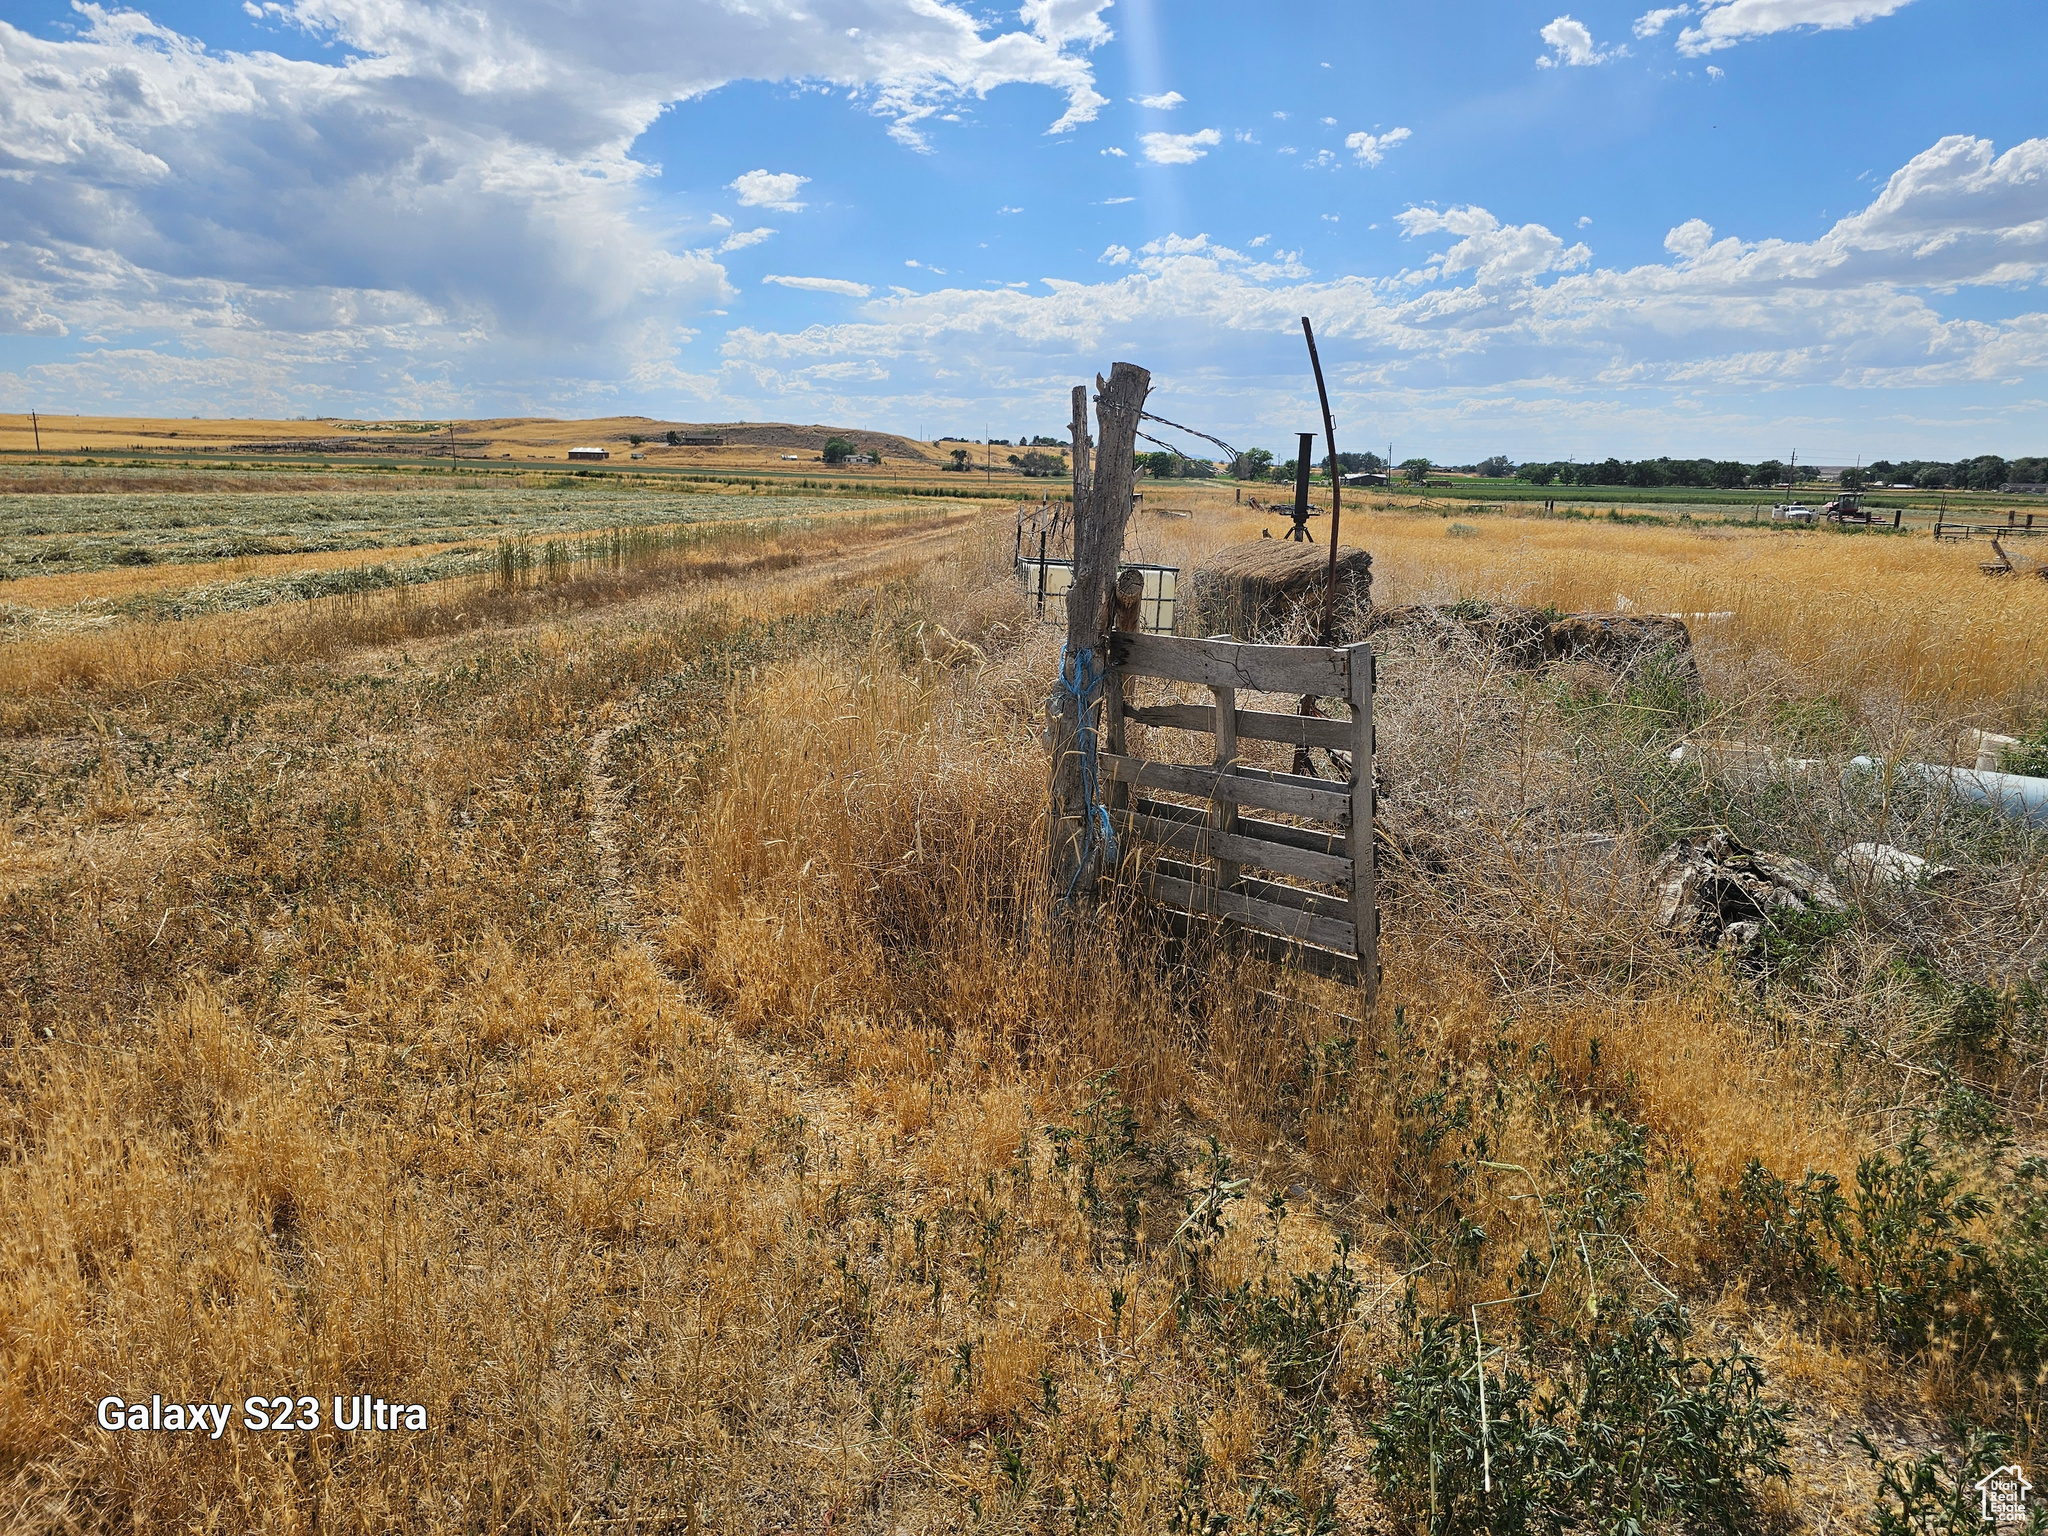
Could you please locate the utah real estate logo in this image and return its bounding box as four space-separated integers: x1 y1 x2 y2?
1975 1463 2032 1527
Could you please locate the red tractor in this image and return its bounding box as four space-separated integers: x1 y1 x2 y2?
1824 491 1873 524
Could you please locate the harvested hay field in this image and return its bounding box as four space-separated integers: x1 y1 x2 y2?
0 483 888 583
2 485 2046 1533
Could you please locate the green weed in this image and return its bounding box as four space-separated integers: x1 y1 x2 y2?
1370 1300 1788 1536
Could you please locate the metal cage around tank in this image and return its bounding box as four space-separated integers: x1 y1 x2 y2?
1018 556 1179 635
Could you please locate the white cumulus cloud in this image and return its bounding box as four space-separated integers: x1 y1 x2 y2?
1537 15 1623 66
730 171 810 211
0 0 1119 411
762 274 871 297
1100 244 1132 265
1633 6 1690 37
1140 128 1222 165
1346 127 1412 166
1677 0 1914 55
1398 205 1592 284
1664 218 1716 260
683 133 2048 458
1021 0 1114 48
1132 91 1184 109
718 227 776 252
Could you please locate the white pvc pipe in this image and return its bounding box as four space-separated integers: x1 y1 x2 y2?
1848 757 2048 827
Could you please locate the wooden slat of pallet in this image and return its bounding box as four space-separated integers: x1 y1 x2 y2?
1238 871 1353 923
1230 761 1345 794
1130 795 1347 859
1153 856 1351 923
1347 643 1378 1000
1114 632 1350 698
1104 638 1130 815
1123 700 1353 750
1101 753 1350 824
1113 808 1353 885
1141 866 1357 954
1210 685 1239 892
1152 906 1363 983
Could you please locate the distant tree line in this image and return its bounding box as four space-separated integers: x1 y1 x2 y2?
1865 456 2047 489
1224 449 1388 482
1137 451 1215 479
1022 439 2048 491
1518 457 1787 489
1507 454 2048 491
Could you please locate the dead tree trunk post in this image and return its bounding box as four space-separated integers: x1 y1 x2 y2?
1049 362 1151 900
1069 383 1093 513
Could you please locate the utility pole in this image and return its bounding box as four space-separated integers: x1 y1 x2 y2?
985 422 991 488
31 410 41 453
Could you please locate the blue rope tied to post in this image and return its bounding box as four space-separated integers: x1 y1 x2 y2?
1058 642 1118 902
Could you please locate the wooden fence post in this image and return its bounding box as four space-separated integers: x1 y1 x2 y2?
1347 643 1378 1001
1049 362 1151 899
1070 384 1093 513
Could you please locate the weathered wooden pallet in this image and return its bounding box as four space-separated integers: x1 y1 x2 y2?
1102 631 1377 994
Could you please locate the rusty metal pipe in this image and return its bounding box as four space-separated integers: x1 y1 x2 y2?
1302 316 1343 642
1288 431 1316 541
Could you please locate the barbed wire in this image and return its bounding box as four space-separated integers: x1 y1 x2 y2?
1138 410 1241 468
1136 428 1200 462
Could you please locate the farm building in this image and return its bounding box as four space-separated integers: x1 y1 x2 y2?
567 446 609 462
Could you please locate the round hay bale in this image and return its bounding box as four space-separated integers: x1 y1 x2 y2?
1189 539 1372 640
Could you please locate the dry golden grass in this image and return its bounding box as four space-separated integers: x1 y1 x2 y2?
1 494 2038 1531
1135 502 2048 719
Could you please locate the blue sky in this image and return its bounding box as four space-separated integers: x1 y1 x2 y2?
2 0 2045 462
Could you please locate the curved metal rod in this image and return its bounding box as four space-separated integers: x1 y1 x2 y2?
1301 316 1343 643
